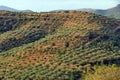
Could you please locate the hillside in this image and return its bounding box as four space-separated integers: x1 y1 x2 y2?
0 11 120 80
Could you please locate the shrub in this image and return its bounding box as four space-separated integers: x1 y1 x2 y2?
57 50 64 55
50 28 56 34
64 41 69 48
51 42 55 46
64 10 70 13
83 65 120 80
87 30 94 40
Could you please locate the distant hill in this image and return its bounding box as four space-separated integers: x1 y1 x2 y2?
0 5 33 12
22 10 33 12
0 6 18 12
52 4 120 19
79 4 120 19
104 4 120 19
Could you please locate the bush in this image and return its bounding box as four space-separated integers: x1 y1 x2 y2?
83 65 120 80
57 50 64 55
64 42 69 48
87 30 94 40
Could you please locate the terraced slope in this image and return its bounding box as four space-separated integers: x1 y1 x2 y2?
0 11 120 80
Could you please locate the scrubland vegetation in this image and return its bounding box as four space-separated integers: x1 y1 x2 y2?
83 65 120 80
0 10 120 80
